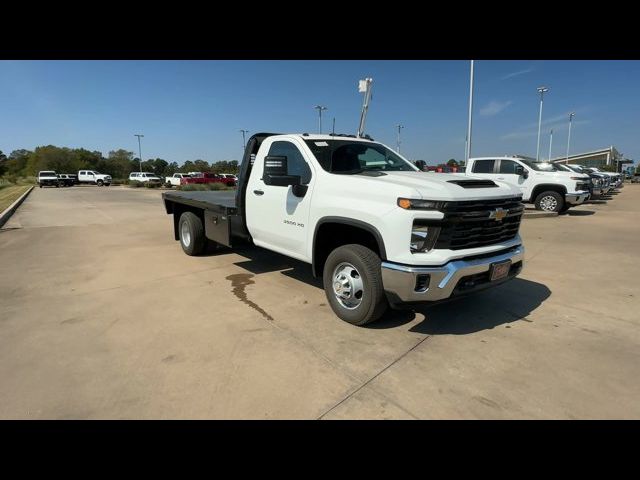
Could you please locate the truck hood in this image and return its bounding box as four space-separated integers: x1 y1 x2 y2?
347 171 521 201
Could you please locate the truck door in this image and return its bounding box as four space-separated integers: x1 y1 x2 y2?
496 159 531 198
245 138 315 262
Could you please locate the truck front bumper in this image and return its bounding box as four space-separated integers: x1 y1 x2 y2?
381 245 524 304
565 191 590 205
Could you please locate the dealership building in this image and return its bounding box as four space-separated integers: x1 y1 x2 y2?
550 146 633 171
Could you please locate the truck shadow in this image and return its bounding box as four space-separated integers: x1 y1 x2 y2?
373 278 551 334
561 210 596 216
231 246 323 288
231 247 551 335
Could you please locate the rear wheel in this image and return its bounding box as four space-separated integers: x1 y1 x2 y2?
534 191 564 213
322 244 388 326
178 211 206 256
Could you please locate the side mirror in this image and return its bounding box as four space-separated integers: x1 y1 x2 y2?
263 155 300 187
515 165 529 179
414 160 426 171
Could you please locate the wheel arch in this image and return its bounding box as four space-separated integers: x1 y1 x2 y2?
531 183 567 201
312 217 386 277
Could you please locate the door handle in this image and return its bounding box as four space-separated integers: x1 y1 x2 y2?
253 190 264 196
497 177 505 180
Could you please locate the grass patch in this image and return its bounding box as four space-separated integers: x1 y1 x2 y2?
0 185 30 212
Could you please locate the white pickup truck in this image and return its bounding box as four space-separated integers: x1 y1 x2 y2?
162 133 526 326
78 170 112 186
165 173 192 187
465 157 591 213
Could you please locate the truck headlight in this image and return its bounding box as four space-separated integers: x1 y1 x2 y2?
398 198 443 210
410 224 440 253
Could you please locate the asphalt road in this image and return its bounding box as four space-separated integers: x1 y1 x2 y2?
1 185 638 419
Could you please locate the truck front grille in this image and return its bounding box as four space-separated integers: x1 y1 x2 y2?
430 197 524 250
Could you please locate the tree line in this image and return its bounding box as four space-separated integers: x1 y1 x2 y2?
0 146 239 180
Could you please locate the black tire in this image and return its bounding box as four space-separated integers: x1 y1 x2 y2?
322 244 388 326
55 183 60 188
96 180 104 186
178 211 206 256
534 190 564 212
39 184 42 188
559 204 571 214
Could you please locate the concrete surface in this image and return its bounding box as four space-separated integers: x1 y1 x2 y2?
0 185 639 419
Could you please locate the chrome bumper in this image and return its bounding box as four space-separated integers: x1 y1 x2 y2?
565 191 590 205
381 245 524 303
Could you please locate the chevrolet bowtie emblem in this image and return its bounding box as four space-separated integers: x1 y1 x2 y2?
490 208 507 221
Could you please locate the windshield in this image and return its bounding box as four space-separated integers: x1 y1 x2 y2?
520 159 558 172
304 139 416 174
40 171 56 176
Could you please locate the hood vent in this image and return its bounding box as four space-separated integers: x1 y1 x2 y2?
447 179 498 188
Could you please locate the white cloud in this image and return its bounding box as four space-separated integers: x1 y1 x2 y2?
479 100 513 117
501 68 534 80
501 119 590 140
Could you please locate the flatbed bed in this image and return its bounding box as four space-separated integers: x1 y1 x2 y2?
162 189 247 247
162 190 238 214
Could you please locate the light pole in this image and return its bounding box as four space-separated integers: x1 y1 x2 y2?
396 124 404 153
134 134 144 172
535 86 549 162
332 117 336 135
548 129 553 162
465 60 474 162
239 129 249 150
566 112 575 161
314 105 327 134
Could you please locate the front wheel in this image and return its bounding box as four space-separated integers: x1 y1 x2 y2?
534 191 564 213
322 244 388 326
96 180 104 186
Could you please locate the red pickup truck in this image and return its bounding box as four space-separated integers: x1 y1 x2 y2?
181 172 236 187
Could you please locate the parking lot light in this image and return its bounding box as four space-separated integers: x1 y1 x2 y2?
536 86 549 162
566 112 575 161
134 134 144 173
314 105 327 134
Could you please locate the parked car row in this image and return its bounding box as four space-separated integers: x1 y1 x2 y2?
37 170 112 188
425 157 624 213
164 172 237 187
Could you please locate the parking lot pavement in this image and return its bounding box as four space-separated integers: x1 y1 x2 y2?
1 185 639 419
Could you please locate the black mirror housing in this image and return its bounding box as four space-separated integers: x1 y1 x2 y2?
414 160 426 171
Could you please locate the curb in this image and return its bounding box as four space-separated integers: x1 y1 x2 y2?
0 186 35 228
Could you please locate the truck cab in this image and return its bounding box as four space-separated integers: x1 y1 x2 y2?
163 133 527 326
38 171 59 188
466 157 591 213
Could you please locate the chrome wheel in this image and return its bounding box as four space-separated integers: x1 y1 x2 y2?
181 221 191 247
539 195 558 211
332 262 364 310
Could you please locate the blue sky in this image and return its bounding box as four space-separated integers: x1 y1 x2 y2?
1 60 638 165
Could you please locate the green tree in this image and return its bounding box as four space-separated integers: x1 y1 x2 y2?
151 158 169 177
446 158 459 167
193 159 210 172
108 149 135 179
181 160 196 172
0 150 7 176
210 160 239 174
25 145 76 175
165 162 179 176
5 149 32 176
